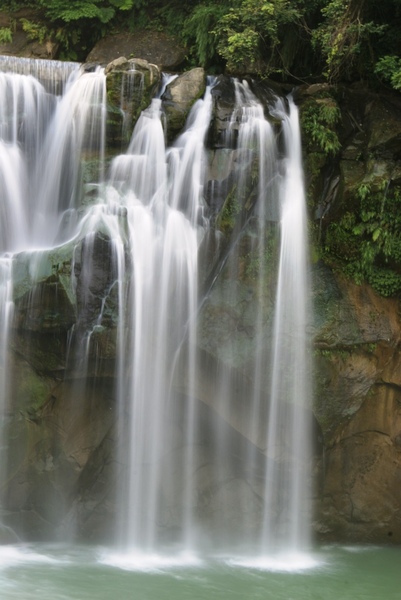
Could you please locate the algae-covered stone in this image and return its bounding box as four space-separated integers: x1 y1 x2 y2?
12 245 76 335
13 275 76 333
12 244 75 304
106 58 160 148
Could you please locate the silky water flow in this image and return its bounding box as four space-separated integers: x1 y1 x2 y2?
0 56 313 567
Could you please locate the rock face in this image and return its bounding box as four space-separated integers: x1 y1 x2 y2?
1 67 401 546
86 31 186 70
312 265 401 542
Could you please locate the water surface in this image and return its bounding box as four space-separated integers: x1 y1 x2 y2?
0 544 399 599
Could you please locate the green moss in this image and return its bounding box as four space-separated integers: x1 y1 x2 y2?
315 342 378 360
244 227 279 281
216 184 240 233
11 359 55 417
314 346 351 360
18 374 48 411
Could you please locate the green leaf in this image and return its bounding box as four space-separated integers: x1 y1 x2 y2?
352 224 364 235
372 228 381 242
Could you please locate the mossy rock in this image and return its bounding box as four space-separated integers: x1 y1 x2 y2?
12 244 75 306
106 58 160 149
13 273 75 333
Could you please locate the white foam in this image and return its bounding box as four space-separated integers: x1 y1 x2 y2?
341 545 380 554
226 551 324 572
0 545 63 569
98 549 203 572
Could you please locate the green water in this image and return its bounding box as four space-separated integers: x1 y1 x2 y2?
0 544 399 599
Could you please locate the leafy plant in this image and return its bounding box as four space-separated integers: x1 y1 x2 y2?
312 0 387 82
324 182 401 296
0 27 13 44
21 19 49 44
300 94 341 154
182 3 227 67
374 55 401 90
213 0 302 73
35 0 138 23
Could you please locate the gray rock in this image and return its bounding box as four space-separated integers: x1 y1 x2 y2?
86 30 186 70
162 67 206 140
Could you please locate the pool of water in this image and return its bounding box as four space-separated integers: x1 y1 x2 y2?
0 544 399 599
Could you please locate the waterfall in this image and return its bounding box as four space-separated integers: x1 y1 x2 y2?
112 83 213 555
0 56 312 563
260 97 312 557
0 258 13 526
0 56 107 534
202 82 312 561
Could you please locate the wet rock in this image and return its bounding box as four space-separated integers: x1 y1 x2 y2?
13 275 75 333
73 232 117 333
209 76 237 148
1 377 116 541
9 247 75 377
366 95 401 154
162 67 206 141
310 260 401 543
106 57 160 148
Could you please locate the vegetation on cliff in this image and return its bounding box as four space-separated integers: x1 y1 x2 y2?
2 0 401 90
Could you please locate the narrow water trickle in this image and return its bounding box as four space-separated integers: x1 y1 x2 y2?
0 258 13 524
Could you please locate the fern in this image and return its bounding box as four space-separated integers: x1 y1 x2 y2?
21 19 49 44
0 27 13 44
300 96 341 155
37 0 118 24
183 3 227 66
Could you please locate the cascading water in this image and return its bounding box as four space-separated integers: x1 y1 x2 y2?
0 55 313 565
0 59 106 250
0 257 13 530
259 97 312 558
110 82 213 558
0 56 107 533
200 81 312 563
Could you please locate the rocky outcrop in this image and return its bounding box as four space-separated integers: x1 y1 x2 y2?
162 67 206 140
310 264 401 542
86 30 186 70
3 375 116 541
105 57 161 148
